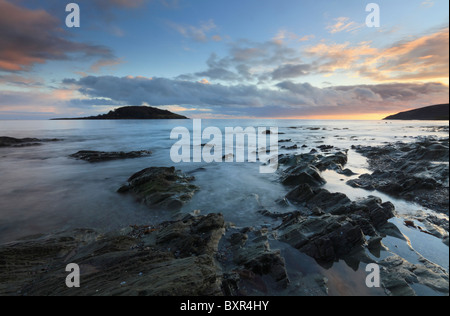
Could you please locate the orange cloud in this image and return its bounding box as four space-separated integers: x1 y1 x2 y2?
305 27 449 84
326 17 364 34
361 27 449 82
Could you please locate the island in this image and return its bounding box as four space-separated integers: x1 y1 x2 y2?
52 106 188 120
383 104 449 121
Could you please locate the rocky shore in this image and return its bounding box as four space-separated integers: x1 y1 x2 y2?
348 137 449 214
0 134 448 296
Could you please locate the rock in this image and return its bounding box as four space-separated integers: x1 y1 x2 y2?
379 254 449 296
0 136 62 148
314 151 348 171
352 138 449 214
281 144 298 150
118 167 199 210
0 214 225 296
317 145 334 152
277 213 365 265
286 183 351 215
223 228 290 292
281 165 326 187
70 150 152 163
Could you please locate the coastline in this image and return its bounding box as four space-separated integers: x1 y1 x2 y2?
0 120 448 296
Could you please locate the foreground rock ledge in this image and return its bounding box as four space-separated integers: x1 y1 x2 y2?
0 213 225 296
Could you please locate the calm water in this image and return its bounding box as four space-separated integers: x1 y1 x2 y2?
0 119 448 295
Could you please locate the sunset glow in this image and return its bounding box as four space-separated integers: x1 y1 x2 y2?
0 0 448 119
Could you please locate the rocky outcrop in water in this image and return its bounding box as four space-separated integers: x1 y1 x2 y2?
70 150 152 163
118 167 199 210
0 136 62 148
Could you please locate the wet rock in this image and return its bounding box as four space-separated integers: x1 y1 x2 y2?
222 228 290 293
285 184 396 240
0 214 225 296
402 211 449 244
281 144 298 150
317 145 334 152
70 150 152 163
350 138 449 214
277 213 365 265
379 255 449 296
314 151 348 171
286 183 351 215
118 167 199 210
0 136 62 148
281 165 326 187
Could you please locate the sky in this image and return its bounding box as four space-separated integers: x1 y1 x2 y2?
0 0 448 120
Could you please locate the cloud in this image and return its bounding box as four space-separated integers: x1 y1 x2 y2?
326 17 364 34
271 64 312 80
0 0 117 72
179 40 304 83
168 19 218 42
360 26 449 81
303 26 449 83
305 41 378 74
272 30 315 45
421 0 435 8
89 58 125 73
59 75 449 118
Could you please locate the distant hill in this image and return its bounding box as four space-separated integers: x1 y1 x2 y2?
52 106 188 120
384 104 449 121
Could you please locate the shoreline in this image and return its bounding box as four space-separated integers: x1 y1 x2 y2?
0 129 448 296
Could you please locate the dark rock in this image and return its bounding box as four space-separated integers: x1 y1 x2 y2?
281 144 298 150
278 214 365 264
118 167 199 210
226 229 290 291
0 136 62 148
281 165 326 187
379 254 449 296
286 183 351 215
70 150 152 163
351 138 449 214
314 152 348 171
317 145 334 152
0 214 225 296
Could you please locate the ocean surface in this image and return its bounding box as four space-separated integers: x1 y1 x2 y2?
0 119 448 296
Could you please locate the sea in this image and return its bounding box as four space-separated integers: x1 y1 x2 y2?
0 119 448 296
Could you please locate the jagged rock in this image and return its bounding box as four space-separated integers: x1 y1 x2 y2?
277 213 365 264
379 255 449 296
118 167 199 210
286 183 351 215
351 138 449 214
223 228 290 292
281 165 326 187
0 214 225 296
